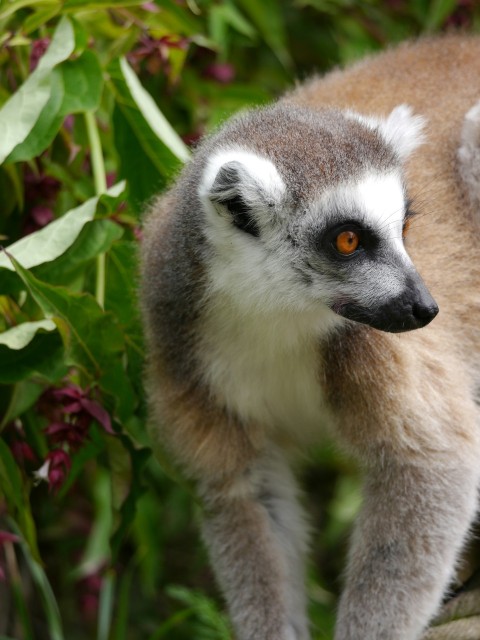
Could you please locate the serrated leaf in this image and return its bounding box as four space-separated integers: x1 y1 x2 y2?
0 181 125 272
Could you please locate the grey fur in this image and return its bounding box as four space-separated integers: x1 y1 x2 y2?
141 37 480 640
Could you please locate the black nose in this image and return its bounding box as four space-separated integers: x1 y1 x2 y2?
412 301 439 323
337 272 439 333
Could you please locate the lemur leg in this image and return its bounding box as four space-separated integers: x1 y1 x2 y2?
334 456 480 640
200 448 310 640
458 99 480 209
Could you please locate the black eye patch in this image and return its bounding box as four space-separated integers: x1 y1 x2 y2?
319 221 379 259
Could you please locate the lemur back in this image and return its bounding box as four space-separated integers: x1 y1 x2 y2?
141 34 480 640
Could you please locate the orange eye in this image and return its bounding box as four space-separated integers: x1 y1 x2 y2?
336 230 360 255
402 218 412 239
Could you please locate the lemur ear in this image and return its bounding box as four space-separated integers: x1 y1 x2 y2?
379 105 426 161
209 161 260 236
201 151 286 236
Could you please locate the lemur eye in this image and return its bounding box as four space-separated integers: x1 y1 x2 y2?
336 230 360 255
402 218 412 239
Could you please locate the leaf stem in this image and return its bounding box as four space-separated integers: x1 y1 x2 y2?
84 111 107 308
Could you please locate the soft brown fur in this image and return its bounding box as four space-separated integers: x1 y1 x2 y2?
141 35 480 640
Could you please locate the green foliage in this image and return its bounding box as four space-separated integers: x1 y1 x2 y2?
0 1 479 639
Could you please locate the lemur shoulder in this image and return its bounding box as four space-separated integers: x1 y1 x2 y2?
141 34 480 640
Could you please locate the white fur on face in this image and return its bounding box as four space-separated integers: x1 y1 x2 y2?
199 148 334 314
342 172 405 244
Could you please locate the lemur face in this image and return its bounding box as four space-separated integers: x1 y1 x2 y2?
198 105 438 333
291 171 438 332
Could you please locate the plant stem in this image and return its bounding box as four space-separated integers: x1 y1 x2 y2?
84 110 107 308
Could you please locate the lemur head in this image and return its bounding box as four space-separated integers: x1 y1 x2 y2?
194 103 438 333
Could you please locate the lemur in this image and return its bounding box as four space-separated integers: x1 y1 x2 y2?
141 35 480 640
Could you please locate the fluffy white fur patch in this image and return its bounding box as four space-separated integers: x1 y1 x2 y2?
348 104 426 161
199 148 286 210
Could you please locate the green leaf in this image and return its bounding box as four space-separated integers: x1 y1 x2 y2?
109 55 189 204
0 381 44 430
6 70 65 164
111 57 189 161
108 57 189 205
23 5 62 34
105 241 140 327
0 182 125 273
6 50 104 163
60 50 103 113
7 258 135 422
77 468 113 574
424 0 457 30
63 0 144 7
0 438 24 511
209 3 257 57
112 105 167 208
8 257 123 380
111 565 134 640
34 219 125 286
144 0 201 36
0 325 66 384
36 16 76 71
9 520 65 640
0 319 56 349
110 440 150 561
236 0 292 71
0 73 51 165
98 571 116 640
0 17 75 164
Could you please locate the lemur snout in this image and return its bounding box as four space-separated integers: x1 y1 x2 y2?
412 300 439 323
404 272 439 328
339 272 438 333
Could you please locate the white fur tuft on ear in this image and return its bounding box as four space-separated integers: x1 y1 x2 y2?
199 149 286 208
379 104 427 161
346 105 426 162
198 149 286 237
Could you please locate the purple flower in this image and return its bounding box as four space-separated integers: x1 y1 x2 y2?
203 63 235 84
128 34 189 76
11 440 36 464
22 167 60 236
30 38 50 72
34 449 72 494
35 382 113 494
